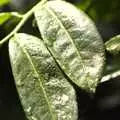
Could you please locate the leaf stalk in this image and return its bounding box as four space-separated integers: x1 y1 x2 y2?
0 0 47 47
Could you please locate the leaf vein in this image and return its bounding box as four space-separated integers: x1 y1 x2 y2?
45 6 86 73
14 35 56 120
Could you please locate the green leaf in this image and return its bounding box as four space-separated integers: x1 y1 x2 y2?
105 35 120 55
9 33 77 120
0 12 22 25
0 0 9 6
34 0 105 93
0 13 11 25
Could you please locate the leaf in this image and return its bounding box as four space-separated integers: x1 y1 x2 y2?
0 12 22 25
0 0 9 6
0 13 11 25
9 33 77 120
105 35 120 55
34 0 105 93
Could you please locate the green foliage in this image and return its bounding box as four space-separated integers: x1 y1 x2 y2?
34 0 105 93
0 0 106 119
0 0 9 6
2 0 120 119
105 35 120 55
0 13 11 25
101 35 120 82
9 33 77 120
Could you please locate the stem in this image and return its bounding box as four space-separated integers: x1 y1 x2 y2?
101 70 120 83
11 12 24 18
0 0 47 47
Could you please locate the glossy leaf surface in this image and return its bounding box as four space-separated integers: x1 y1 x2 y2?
34 0 105 93
105 35 120 55
9 33 77 120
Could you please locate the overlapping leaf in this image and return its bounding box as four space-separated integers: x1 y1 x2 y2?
9 33 77 120
34 0 105 93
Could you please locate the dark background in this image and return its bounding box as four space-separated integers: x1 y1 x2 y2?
0 0 120 120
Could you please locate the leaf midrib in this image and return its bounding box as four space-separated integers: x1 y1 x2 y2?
45 5 86 73
13 35 56 120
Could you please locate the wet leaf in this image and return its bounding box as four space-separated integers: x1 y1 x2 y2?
34 0 105 93
105 35 120 55
9 33 77 120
